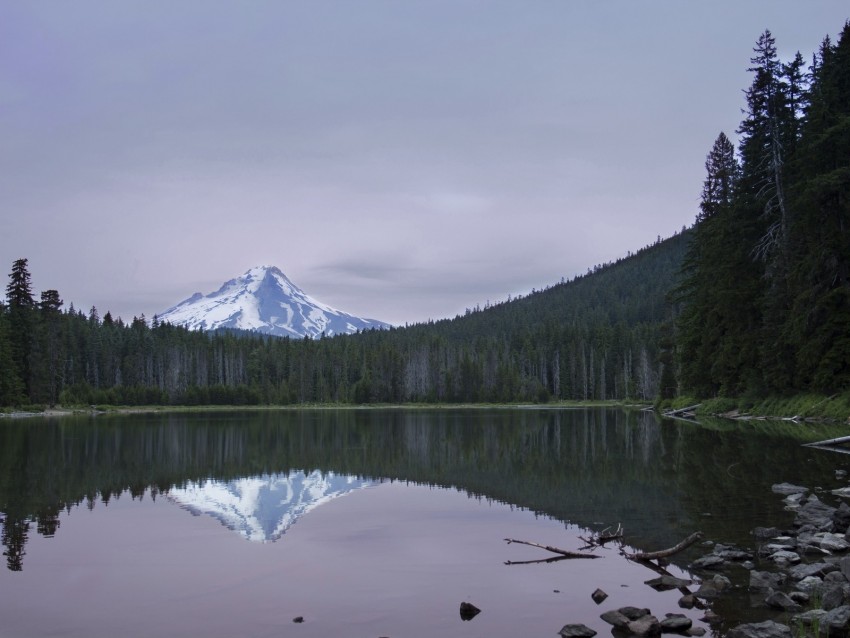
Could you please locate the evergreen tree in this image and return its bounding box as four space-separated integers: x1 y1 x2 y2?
784 23 850 391
676 133 739 395
5 259 35 400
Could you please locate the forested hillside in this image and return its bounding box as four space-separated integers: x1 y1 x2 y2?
676 22 850 398
0 231 687 407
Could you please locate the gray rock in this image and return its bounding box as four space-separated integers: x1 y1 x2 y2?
690 554 726 570
770 550 802 565
821 605 850 635
791 609 828 627
660 614 692 633
645 575 693 591
833 502 850 533
841 556 850 581
773 483 809 495
822 585 847 611
619 607 652 620
789 562 839 580
591 588 608 604
726 620 792 638
825 571 849 584
797 576 825 595
832 487 850 499
817 532 850 552
678 594 695 609
764 590 803 612
713 545 754 561
600 610 630 629
796 496 838 531
750 571 787 590
837 470 847 479
701 610 722 625
687 628 707 637
742 561 756 570
459 601 480 621
785 493 806 509
559 624 597 638
789 591 811 604
628 615 662 636
753 527 784 540
694 575 730 600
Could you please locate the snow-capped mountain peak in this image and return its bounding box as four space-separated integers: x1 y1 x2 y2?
158 265 391 338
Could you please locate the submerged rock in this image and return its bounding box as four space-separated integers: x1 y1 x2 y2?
752 527 783 540
726 620 792 638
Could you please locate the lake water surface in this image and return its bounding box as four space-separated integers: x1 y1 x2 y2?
1 408 849 637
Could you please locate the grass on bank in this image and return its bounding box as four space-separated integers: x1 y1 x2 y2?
657 392 850 422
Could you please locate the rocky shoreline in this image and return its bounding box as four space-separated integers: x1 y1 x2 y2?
565 474 850 638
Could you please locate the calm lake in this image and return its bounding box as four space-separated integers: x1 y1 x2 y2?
1 408 849 637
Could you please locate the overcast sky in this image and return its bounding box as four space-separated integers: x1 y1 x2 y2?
1 2 847 326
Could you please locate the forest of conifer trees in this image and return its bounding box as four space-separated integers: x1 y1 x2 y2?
676 22 850 398
1 21 847 409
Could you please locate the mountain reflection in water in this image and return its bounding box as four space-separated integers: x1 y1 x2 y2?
1 407 847 574
167 471 373 541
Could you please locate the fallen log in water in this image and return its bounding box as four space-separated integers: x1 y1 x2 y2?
622 532 704 561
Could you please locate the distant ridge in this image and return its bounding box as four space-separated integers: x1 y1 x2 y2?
158 265 391 338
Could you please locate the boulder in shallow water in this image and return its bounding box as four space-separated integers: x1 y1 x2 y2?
772 483 809 496
645 575 693 591
559 624 597 638
660 613 692 633
628 615 662 636
789 561 838 580
795 496 837 531
459 601 480 621
750 570 787 590
591 588 608 604
764 590 803 612
726 620 792 638
752 527 783 540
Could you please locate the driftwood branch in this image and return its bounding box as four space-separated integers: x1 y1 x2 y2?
623 532 704 561
579 524 624 549
504 555 573 566
504 538 600 559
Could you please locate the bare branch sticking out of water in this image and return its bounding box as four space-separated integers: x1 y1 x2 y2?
503 538 600 560
622 532 704 561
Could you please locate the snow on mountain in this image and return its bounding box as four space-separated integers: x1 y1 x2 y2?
167 470 374 542
158 265 391 338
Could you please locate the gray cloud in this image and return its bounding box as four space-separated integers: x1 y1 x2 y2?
1 1 847 326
